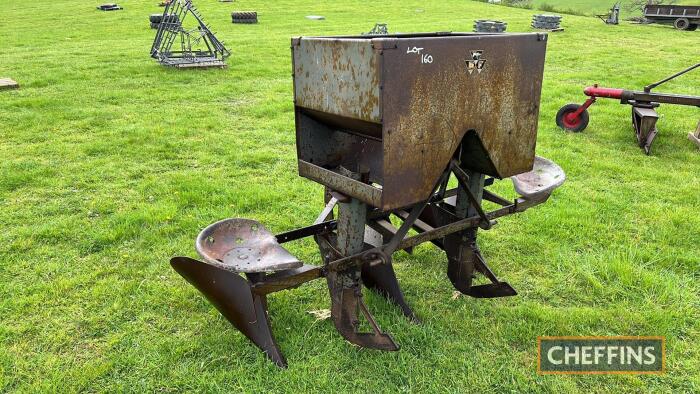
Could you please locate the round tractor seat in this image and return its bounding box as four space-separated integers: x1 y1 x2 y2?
511 156 566 200
195 218 302 273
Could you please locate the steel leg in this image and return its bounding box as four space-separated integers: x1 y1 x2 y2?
446 165 484 293
446 163 517 298
324 198 399 351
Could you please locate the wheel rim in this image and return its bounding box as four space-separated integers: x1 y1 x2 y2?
676 19 689 29
562 110 582 129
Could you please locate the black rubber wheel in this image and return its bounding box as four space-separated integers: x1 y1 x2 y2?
674 18 690 30
232 11 257 19
556 103 590 132
149 14 162 23
688 24 698 31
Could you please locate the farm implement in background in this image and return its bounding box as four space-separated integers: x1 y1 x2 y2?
556 63 700 154
643 4 700 31
150 0 230 68
364 23 389 35
597 3 620 25
170 32 566 367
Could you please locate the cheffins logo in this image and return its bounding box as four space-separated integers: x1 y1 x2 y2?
538 336 665 374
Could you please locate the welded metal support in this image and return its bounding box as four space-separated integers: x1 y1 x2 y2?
446 161 483 295
336 199 367 256
326 198 399 350
455 169 485 219
150 0 230 68
446 159 516 298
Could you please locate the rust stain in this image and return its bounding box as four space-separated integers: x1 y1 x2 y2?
293 34 546 210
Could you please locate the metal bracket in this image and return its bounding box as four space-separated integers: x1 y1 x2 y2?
451 160 492 229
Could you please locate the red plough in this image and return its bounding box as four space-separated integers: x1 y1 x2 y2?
556 63 700 154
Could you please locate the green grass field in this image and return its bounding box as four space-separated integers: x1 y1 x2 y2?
528 0 697 16
532 0 621 15
1 0 699 392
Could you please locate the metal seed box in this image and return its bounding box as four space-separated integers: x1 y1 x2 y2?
292 33 548 210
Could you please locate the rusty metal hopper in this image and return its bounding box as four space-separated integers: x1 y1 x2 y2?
292 32 548 210
170 31 565 369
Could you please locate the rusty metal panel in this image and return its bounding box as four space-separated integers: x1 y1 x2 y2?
292 33 547 211
380 34 547 209
293 38 381 123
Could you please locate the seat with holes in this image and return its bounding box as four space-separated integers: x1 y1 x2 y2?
511 156 566 200
195 218 302 273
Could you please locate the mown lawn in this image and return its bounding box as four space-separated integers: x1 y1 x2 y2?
530 0 617 15
1 0 699 392
527 0 699 15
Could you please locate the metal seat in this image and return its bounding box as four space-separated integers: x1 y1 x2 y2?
195 219 302 273
511 156 566 200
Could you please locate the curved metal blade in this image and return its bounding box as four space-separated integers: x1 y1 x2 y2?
170 256 287 367
444 232 475 295
465 282 517 298
327 271 399 351
362 262 420 323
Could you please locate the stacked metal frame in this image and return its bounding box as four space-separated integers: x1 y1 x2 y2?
150 0 230 68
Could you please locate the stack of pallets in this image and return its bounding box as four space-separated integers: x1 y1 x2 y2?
532 14 563 31
97 3 122 11
473 20 507 33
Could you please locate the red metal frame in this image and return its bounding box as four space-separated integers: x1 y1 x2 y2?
570 97 595 120
561 63 700 153
584 86 624 99
568 85 626 121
